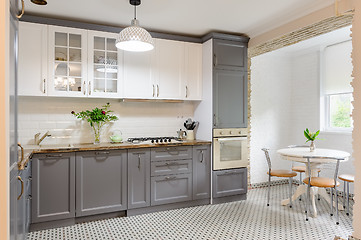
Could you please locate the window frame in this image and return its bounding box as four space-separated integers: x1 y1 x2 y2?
324 92 353 133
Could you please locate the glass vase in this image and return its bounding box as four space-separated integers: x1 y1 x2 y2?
310 141 315 152
93 125 101 144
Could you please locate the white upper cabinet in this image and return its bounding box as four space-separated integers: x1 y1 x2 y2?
18 22 48 96
18 23 203 100
184 43 202 100
48 26 87 97
122 45 156 99
87 31 123 98
155 39 184 100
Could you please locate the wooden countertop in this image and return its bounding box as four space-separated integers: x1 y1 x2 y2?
18 140 211 170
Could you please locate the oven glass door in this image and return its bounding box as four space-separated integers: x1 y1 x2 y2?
213 136 248 170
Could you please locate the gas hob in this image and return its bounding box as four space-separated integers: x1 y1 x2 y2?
127 137 183 144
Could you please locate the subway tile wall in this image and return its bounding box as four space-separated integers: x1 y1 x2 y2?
18 97 195 145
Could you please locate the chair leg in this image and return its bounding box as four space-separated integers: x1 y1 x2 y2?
267 174 271 206
343 181 346 208
299 173 302 201
306 183 310 221
330 188 334 216
289 177 293 208
347 182 350 216
336 187 339 225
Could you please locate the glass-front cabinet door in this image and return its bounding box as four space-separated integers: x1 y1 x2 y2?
48 26 87 97
87 31 122 98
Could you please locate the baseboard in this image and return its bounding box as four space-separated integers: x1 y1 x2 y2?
127 199 210 216
212 194 247 204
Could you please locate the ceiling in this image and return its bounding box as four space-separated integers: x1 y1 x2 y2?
24 0 333 38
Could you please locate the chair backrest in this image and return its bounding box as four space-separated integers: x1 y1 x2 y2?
304 156 344 186
261 148 272 171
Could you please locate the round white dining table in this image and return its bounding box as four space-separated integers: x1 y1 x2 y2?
277 147 350 217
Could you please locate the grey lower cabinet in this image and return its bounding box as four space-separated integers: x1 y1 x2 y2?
127 149 151 209
213 168 247 198
76 150 127 217
151 173 192 206
32 153 75 223
193 145 211 200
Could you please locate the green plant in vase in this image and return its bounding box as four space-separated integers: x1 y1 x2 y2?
72 103 118 144
304 128 320 152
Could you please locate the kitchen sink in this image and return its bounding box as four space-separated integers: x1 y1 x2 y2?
38 143 75 150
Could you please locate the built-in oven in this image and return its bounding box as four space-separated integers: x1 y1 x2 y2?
213 128 248 170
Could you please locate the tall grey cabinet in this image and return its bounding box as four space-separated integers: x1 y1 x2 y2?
76 150 127 216
209 35 249 129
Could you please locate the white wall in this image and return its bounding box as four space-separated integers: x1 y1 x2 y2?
251 47 354 192
250 53 293 184
18 97 195 145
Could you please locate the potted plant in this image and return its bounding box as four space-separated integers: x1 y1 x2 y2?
72 103 118 144
304 128 320 152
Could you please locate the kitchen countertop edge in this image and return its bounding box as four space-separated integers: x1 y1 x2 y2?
19 140 211 169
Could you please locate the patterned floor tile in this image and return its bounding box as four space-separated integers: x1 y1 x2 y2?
27 184 353 240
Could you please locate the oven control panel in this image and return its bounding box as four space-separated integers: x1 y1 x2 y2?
213 128 247 137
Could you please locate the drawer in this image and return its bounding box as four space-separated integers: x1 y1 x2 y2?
151 146 192 161
151 173 192 206
213 168 247 198
151 159 192 177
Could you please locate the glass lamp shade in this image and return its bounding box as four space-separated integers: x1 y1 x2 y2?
115 19 154 52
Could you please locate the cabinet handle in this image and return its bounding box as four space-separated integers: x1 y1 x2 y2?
43 79 46 94
88 81 91 95
213 54 217 67
16 0 25 19
213 114 217 127
185 86 188 98
166 148 179 155
165 162 179 166
45 154 63 158
157 84 159 97
17 176 24 200
95 151 110 155
138 154 141 170
152 84 155 97
165 176 177 180
200 150 204 163
224 171 238 175
83 81 86 95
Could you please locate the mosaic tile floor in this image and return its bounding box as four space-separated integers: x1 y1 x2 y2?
27 184 353 240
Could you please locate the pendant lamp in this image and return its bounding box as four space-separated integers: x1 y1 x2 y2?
115 0 154 52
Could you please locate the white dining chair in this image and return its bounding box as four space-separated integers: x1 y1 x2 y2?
262 148 297 208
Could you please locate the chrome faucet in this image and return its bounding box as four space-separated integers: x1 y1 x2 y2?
34 131 51 145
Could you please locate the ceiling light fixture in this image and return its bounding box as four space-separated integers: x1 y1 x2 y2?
115 0 154 52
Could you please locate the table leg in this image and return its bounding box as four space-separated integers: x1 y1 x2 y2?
310 187 318 217
281 184 307 206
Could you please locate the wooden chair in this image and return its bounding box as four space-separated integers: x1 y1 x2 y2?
261 148 297 208
304 156 343 224
338 174 354 216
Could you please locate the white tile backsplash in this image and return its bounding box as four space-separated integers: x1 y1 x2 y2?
18 97 195 145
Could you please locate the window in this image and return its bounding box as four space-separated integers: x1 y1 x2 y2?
326 93 353 130
322 39 353 132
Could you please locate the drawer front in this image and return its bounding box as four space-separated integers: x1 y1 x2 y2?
151 173 192 206
151 146 192 161
151 159 192 177
213 168 247 198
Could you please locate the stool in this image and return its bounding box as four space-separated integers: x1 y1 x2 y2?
339 174 354 216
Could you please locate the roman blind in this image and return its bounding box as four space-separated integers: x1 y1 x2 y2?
323 40 352 94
